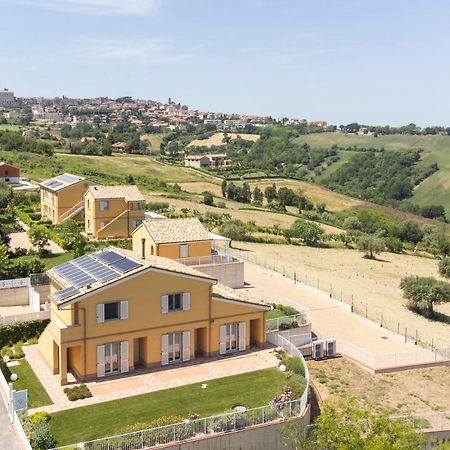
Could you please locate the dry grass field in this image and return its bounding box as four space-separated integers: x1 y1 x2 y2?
188 132 259 148
234 242 450 348
309 357 450 416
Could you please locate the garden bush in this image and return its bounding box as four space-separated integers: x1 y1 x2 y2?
64 384 92 401
20 412 56 450
13 341 25 358
30 411 51 424
0 320 49 348
288 373 307 400
0 345 14 359
285 356 306 377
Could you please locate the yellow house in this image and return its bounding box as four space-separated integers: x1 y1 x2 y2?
38 247 268 385
39 173 96 224
132 218 245 288
84 185 145 240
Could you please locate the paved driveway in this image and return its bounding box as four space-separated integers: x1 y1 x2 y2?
8 231 64 254
0 401 21 450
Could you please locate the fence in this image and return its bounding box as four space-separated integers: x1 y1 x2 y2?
177 253 240 267
0 277 30 289
0 309 50 326
394 411 450 430
235 249 450 352
30 273 50 286
266 312 309 332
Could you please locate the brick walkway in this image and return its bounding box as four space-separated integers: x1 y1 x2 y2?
24 345 279 414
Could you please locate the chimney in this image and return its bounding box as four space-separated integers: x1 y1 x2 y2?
141 238 146 259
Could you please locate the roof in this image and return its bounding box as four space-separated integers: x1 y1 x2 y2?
87 185 145 202
0 162 18 168
212 283 270 309
137 218 211 244
39 173 85 191
48 246 216 306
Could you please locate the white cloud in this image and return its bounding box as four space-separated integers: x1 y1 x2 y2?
4 0 160 15
71 37 192 64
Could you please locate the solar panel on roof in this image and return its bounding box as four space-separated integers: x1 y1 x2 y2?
57 174 80 184
53 286 79 302
110 257 142 274
44 180 63 188
54 261 96 288
95 251 124 265
73 255 119 282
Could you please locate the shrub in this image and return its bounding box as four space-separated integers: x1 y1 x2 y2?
288 373 307 400
0 320 49 348
26 337 39 345
29 411 51 424
279 322 292 331
285 356 306 377
0 345 14 359
202 191 214 206
145 201 170 212
8 258 45 278
65 384 92 401
13 341 24 358
21 413 56 450
13 247 28 257
118 415 184 434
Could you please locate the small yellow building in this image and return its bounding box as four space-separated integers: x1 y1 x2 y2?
38 247 268 384
39 173 96 224
84 185 145 240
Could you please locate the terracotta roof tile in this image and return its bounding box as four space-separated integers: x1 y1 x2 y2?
140 218 211 244
88 185 145 202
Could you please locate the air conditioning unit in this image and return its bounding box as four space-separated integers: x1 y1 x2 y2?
312 340 324 359
325 339 336 358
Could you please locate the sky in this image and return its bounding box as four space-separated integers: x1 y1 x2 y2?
0 0 450 126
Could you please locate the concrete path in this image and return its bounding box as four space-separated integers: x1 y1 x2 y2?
8 222 64 254
0 400 21 450
242 262 446 370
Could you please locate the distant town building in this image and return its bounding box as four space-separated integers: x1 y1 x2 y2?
184 154 231 169
0 162 20 183
0 89 17 108
32 107 62 122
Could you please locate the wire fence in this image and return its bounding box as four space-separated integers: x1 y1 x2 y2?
235 249 450 353
266 313 310 332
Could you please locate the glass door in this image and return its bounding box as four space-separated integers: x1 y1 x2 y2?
226 323 238 352
168 333 182 363
105 342 120 374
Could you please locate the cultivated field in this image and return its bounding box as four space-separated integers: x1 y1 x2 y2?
140 133 164 153
294 132 450 213
188 132 259 148
309 357 450 416
234 242 450 348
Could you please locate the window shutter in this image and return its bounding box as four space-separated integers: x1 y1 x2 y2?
182 331 190 362
182 292 191 311
120 341 129 373
96 345 105 377
161 334 169 366
120 300 128 320
239 322 246 351
96 304 104 323
219 325 227 355
161 295 169 314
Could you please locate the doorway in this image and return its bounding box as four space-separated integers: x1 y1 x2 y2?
104 342 120 375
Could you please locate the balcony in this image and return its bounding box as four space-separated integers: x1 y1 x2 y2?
176 252 244 288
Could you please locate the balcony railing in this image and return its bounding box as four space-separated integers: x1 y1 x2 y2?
177 253 241 267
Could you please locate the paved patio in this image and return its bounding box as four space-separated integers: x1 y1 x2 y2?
24 345 279 414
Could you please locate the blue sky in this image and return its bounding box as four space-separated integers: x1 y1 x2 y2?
0 0 449 126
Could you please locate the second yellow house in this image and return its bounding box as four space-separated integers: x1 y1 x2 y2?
38 247 268 384
84 185 145 240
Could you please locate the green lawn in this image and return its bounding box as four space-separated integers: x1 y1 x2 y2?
15 252 74 270
51 368 288 445
10 358 53 408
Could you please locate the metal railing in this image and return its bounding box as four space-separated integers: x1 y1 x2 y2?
52 398 305 450
30 273 50 286
177 253 241 267
266 313 309 332
394 411 450 430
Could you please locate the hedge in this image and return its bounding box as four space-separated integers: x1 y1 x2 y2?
0 320 49 348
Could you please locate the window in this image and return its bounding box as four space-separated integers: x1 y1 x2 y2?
104 302 120 321
180 244 189 258
168 293 182 312
132 219 142 229
131 202 141 211
225 323 238 352
168 332 182 362
100 200 109 211
87 199 90 209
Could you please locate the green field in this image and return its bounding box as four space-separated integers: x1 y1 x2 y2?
50 368 290 445
294 133 450 213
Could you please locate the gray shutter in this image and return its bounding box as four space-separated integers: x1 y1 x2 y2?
161 334 169 365
239 322 246 351
219 325 227 355
182 292 191 311
96 345 105 377
161 295 169 314
96 303 104 323
182 331 190 362
120 300 128 320
120 341 129 373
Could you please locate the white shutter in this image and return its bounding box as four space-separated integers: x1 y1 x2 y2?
120 341 129 373
182 331 190 362
161 295 169 314
182 292 191 311
161 334 169 366
96 345 105 377
120 301 128 320
239 322 246 351
96 304 104 323
219 325 227 355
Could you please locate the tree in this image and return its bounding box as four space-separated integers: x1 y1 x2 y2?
343 216 362 231
28 224 50 254
438 257 450 279
252 186 264 204
401 276 450 318
221 179 227 197
0 183 13 209
218 220 247 245
284 220 323 246
264 184 277 203
357 234 385 259
282 400 425 450
202 191 214 206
